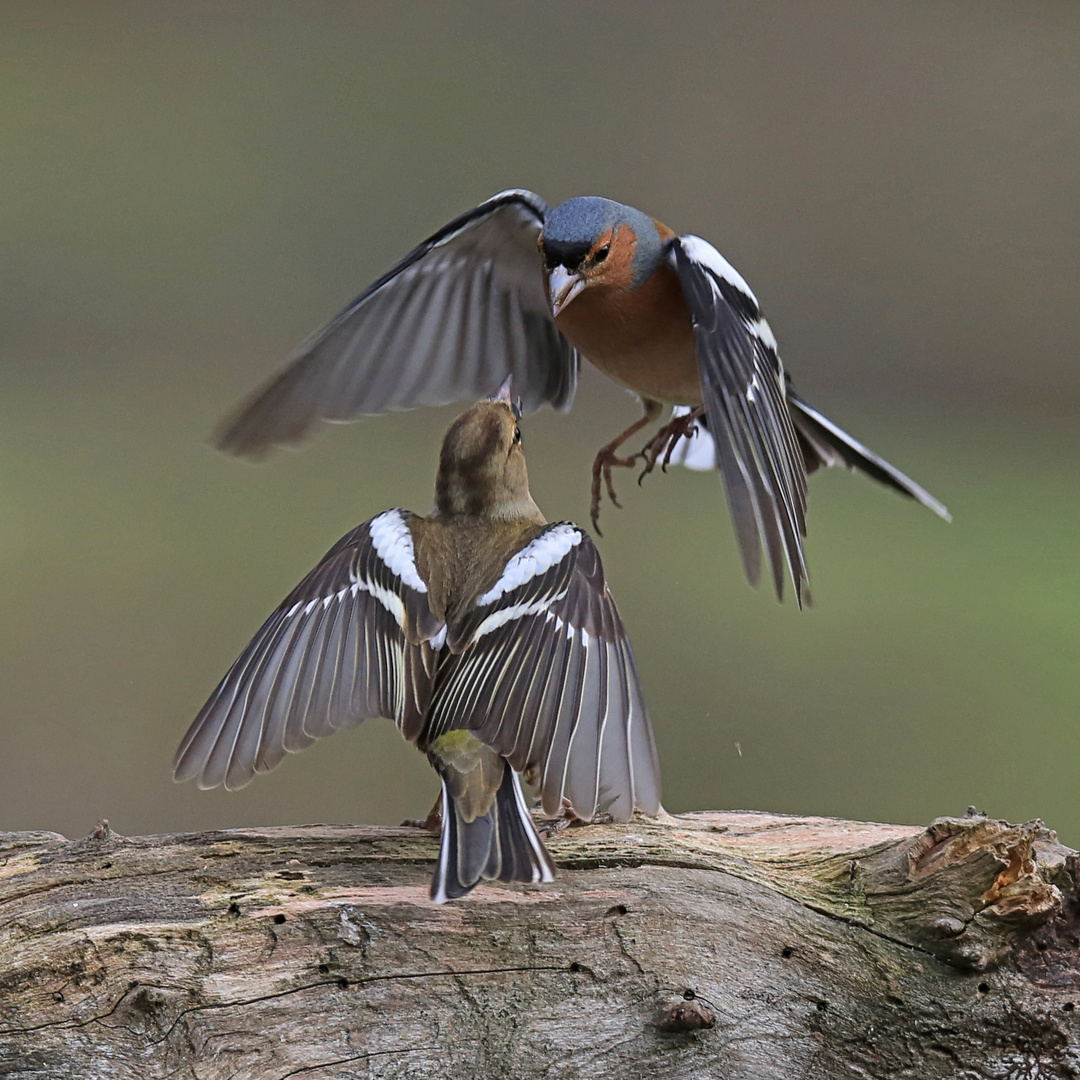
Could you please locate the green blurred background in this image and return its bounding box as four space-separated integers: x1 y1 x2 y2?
2 1 1078 842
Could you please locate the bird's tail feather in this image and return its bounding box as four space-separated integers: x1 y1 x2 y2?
430 765 556 904
670 401 949 520
786 391 950 520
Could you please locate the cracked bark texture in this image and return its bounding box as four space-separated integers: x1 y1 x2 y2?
1 810 1079 1079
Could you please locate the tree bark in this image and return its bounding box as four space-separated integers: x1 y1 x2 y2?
1 809 1078 1079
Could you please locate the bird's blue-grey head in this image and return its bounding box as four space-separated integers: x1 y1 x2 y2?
541 197 663 315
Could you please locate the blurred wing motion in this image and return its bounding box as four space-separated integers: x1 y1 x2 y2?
428 523 660 821
215 190 577 457
173 509 444 791
671 235 811 605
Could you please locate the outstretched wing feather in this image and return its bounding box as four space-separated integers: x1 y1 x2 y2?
216 191 578 457
425 526 660 820
672 236 811 604
173 511 444 790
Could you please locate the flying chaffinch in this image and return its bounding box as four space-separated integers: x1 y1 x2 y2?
215 190 950 606
175 380 660 903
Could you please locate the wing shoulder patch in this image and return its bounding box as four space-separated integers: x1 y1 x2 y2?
676 234 761 308
672 235 779 352
476 523 583 606
368 509 428 594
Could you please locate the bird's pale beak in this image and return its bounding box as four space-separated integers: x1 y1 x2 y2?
547 265 586 318
489 375 514 404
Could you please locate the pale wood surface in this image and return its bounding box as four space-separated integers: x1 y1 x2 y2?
1 810 1077 1079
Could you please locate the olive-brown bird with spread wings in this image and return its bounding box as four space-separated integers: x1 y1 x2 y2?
175 381 659 902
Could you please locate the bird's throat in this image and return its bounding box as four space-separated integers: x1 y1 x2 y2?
556 270 702 406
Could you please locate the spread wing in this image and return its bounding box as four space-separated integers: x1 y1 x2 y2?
215 190 577 457
425 524 660 821
173 509 444 791
671 235 811 605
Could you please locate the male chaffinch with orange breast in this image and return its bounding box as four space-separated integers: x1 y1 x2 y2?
215 190 950 606
175 380 660 903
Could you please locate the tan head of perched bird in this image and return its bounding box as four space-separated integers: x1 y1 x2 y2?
174 379 660 902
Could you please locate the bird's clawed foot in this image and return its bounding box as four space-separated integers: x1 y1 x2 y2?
538 798 615 839
590 445 641 534
636 406 706 485
401 795 443 834
589 402 664 533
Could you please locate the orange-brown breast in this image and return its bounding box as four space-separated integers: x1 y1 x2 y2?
554 219 702 406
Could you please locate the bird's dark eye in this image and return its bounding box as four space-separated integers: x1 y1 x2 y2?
512 426 522 445
594 244 610 264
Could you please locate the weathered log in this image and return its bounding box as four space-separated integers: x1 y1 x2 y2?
1 809 1078 1079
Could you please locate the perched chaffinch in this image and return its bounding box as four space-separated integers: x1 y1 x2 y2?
175 380 659 903
215 190 950 606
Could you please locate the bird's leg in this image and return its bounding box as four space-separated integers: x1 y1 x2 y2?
401 791 443 833
590 398 663 534
538 797 615 839
637 406 707 484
